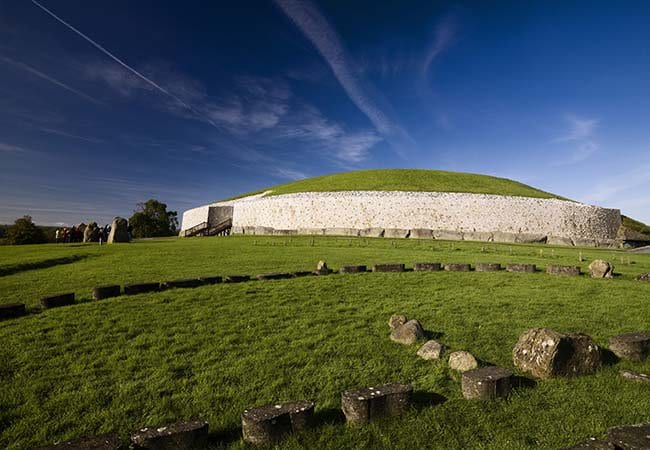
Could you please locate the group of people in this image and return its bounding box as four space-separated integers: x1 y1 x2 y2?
54 224 112 244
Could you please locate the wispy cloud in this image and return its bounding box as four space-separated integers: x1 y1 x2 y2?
39 127 103 143
31 0 223 129
273 0 411 154
0 142 32 153
551 115 599 165
0 55 102 104
274 106 381 164
421 16 456 76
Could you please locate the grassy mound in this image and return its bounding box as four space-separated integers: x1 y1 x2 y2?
621 215 650 240
1 237 649 449
228 169 564 200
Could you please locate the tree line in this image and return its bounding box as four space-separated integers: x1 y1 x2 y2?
1 199 178 245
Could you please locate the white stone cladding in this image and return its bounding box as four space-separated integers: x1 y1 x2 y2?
181 191 622 243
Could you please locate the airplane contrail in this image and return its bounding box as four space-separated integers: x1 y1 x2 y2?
31 0 220 129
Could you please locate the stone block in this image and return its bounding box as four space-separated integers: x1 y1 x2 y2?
41 293 75 309
433 230 464 241
417 340 446 360
35 433 124 449
315 261 331 275
198 276 222 285
475 263 501 272
254 226 274 235
273 229 297 236
323 228 359 237
492 231 518 243
513 328 601 378
92 285 121 300
0 303 26 319
162 279 203 289
388 314 407 330
224 275 250 283
588 260 614 278
390 319 425 345
130 421 208 449
413 262 442 271
292 271 313 277
444 263 471 272
636 273 650 282
241 400 314 445
123 283 160 295
607 423 650 449
546 265 581 276
256 272 294 280
242 226 256 235
409 228 433 239
339 265 367 273
372 264 405 273
609 332 650 361
297 228 324 235
448 351 478 372
506 263 536 273
341 383 412 426
515 233 548 244
384 228 410 239
620 369 650 383
463 231 494 242
461 366 513 400
358 228 384 238
547 236 574 246
573 238 598 247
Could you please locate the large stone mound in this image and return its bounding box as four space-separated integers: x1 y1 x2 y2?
512 328 601 378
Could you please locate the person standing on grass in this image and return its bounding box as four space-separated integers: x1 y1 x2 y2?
55 228 60 243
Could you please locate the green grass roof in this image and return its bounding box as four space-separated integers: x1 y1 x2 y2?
228 169 564 200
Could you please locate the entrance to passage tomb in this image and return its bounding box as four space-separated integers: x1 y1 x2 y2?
207 206 233 235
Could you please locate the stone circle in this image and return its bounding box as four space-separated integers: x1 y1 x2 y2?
506 263 536 273
413 262 442 271
372 263 405 272
546 265 581 276
388 314 408 330
444 263 471 272
609 332 650 361
341 383 412 426
461 366 513 400
475 263 501 272
92 285 121 300
416 340 446 360
41 293 75 309
390 319 425 345
448 351 478 372
130 421 208 450
241 400 314 445
339 265 367 273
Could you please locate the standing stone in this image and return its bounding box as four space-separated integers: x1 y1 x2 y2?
388 314 407 330
448 351 478 372
341 383 412 426
606 423 650 449
413 262 442 271
609 332 650 361
506 263 536 273
241 400 314 445
417 340 446 360
512 328 601 378
475 263 501 272
546 265 581 276
315 261 330 275
588 260 614 278
107 217 129 243
461 366 513 400
130 421 208 449
83 222 101 243
390 319 425 345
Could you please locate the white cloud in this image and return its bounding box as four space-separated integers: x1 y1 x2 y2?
0 142 30 153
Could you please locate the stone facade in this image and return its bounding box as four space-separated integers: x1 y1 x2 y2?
181 191 621 245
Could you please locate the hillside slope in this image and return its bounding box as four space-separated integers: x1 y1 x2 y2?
228 169 564 201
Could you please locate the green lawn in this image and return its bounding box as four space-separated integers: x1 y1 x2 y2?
1 236 649 449
227 169 563 200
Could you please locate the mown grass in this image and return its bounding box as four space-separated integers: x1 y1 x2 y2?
1 236 649 449
225 169 563 200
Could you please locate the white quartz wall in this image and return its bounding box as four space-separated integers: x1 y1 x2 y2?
228 191 621 240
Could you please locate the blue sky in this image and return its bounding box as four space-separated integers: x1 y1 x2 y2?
1 0 649 226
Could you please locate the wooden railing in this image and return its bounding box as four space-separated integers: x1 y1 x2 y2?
182 221 208 237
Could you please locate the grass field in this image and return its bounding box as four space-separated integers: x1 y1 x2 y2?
227 169 563 201
1 236 649 449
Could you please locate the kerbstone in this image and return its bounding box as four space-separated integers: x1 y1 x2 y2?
384 228 410 239
372 263 405 272
123 283 159 295
444 263 471 272
130 421 208 450
448 351 478 372
339 265 367 274
475 262 501 272
607 423 650 449
546 265 581 276
0 303 26 319
417 340 446 360
242 400 314 445
588 259 614 278
341 383 412 426
461 366 513 400
92 285 121 300
413 262 442 271
390 319 425 345
609 332 650 361
41 293 75 309
409 228 433 239
506 263 536 273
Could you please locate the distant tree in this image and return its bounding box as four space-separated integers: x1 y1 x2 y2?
129 199 178 238
6 216 47 245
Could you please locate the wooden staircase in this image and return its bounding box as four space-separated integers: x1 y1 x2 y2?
182 218 232 237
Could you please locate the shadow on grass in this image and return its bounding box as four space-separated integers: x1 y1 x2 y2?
511 375 537 390
0 255 90 277
600 348 620 366
412 391 447 409
315 407 346 426
208 426 242 446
